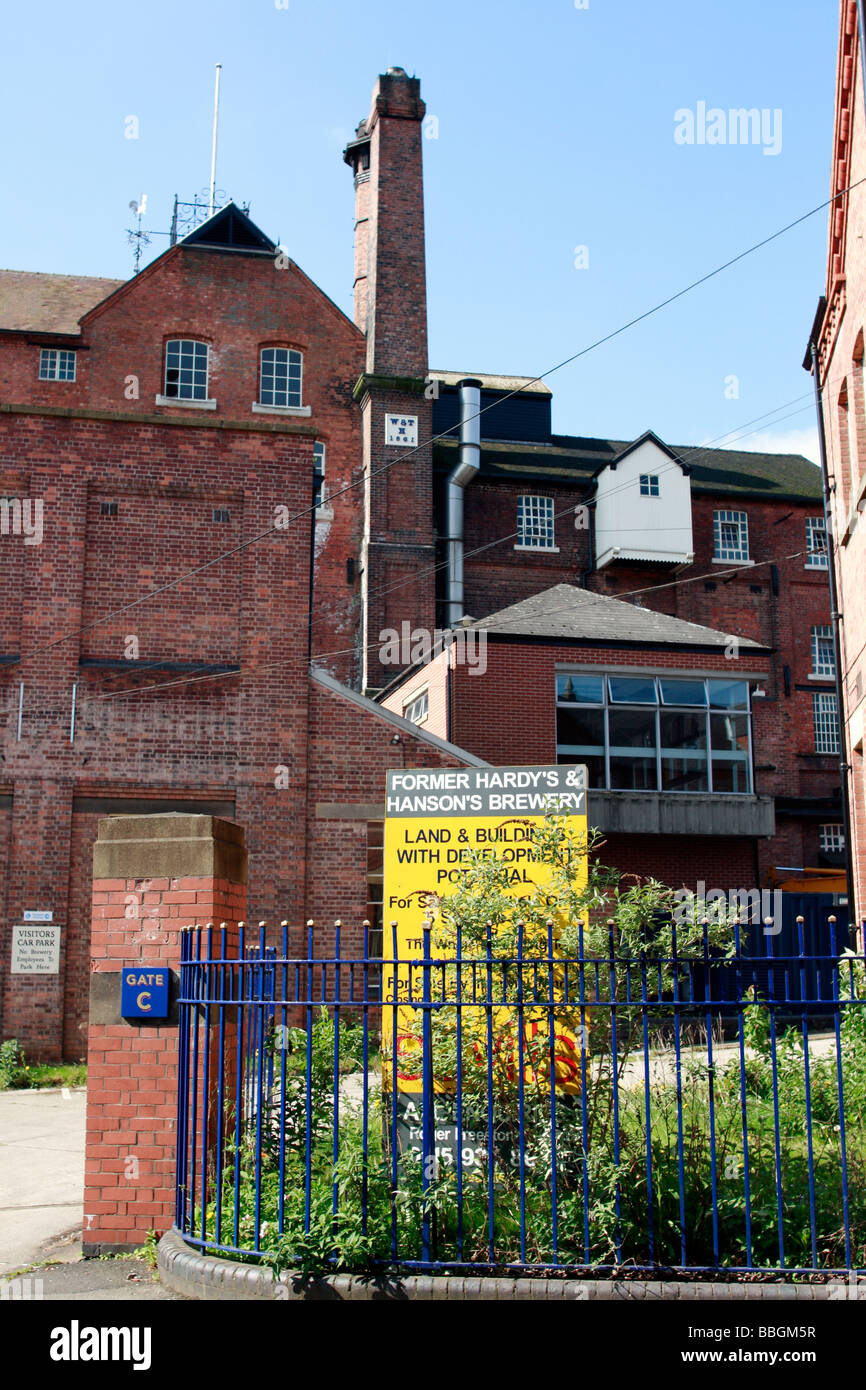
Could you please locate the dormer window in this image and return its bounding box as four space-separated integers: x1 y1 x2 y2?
639 474 659 496
164 340 209 400
39 348 76 381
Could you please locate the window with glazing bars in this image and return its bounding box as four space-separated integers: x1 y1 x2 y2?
811 625 835 677
39 348 76 381
805 516 828 568
555 673 752 793
819 823 845 853
713 509 749 561
517 495 555 548
813 691 840 754
164 340 209 399
639 474 659 496
260 348 302 408
403 689 428 725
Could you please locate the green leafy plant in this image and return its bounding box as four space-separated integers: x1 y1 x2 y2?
190 818 866 1275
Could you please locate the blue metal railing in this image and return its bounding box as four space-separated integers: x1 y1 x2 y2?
174 918 866 1276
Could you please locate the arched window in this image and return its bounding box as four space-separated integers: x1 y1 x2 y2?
164 339 209 400
259 347 303 409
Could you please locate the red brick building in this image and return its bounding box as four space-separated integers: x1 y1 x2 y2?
0 65 845 1058
810 0 866 936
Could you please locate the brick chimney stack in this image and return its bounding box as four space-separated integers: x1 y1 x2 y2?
344 69 435 692
344 67 429 373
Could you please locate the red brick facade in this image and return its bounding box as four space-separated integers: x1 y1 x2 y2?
0 61 850 1063
83 865 244 1253
815 0 866 934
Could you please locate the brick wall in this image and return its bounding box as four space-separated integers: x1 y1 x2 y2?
84 868 244 1254
816 0 866 930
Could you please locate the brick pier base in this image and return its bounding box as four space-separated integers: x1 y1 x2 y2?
82 814 246 1255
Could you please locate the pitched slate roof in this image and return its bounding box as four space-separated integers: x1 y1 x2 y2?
470 582 766 649
0 270 126 334
433 435 822 502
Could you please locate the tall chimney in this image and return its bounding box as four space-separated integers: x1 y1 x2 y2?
344 69 435 692
344 67 429 376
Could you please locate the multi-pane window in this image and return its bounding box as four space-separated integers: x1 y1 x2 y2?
100 501 118 518
313 441 326 508
819 823 845 853
212 508 231 524
639 474 660 496
813 691 840 755
811 624 835 677
713 509 749 561
403 689 429 725
517 495 555 549
555 674 752 793
164 339 209 400
39 348 76 381
805 516 829 568
260 348 303 408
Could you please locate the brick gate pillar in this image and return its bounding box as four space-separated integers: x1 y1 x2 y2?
82 813 247 1255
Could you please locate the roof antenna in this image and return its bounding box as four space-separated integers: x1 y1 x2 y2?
208 64 222 217
126 195 151 275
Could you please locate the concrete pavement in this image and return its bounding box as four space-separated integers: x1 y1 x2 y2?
0 1087 85 1276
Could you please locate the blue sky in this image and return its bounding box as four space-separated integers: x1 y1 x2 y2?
0 0 839 460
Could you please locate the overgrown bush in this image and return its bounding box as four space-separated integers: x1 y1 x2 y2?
191 819 866 1276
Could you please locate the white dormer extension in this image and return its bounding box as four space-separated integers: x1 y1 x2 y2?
592 431 695 569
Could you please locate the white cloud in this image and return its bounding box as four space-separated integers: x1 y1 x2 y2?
722 425 820 465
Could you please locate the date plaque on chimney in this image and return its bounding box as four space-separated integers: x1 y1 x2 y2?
385 415 418 447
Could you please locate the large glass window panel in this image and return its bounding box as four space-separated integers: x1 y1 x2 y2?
608 707 656 748
659 711 707 791
710 713 749 752
711 757 751 793
659 678 707 706
710 713 752 792
661 755 709 792
556 673 604 704
608 707 658 791
555 708 605 788
556 707 604 747
610 755 658 790
607 676 657 704
707 679 749 710
660 710 707 751
558 752 606 787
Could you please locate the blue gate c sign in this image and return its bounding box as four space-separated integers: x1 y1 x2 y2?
121 968 169 1019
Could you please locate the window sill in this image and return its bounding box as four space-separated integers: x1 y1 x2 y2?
807 672 835 682
514 544 560 554
155 395 217 410
252 402 312 417
711 556 753 566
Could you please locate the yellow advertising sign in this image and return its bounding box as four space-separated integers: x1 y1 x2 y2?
382 764 588 1099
